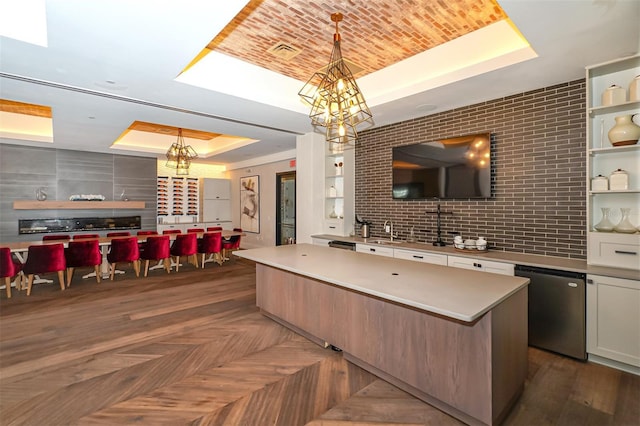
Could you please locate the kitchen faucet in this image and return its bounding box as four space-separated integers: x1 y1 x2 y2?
383 220 397 241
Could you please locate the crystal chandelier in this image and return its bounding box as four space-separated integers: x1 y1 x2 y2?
299 13 372 148
165 128 198 175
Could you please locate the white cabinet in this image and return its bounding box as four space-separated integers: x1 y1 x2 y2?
587 274 640 368
356 243 394 257
311 237 330 246
202 178 231 199
394 248 447 265
202 199 231 222
586 55 640 270
201 179 231 225
447 255 514 276
324 144 354 236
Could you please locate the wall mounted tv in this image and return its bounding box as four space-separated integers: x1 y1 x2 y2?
392 132 493 199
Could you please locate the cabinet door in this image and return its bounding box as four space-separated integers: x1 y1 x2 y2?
447 255 481 271
394 248 447 265
355 244 394 257
157 224 184 233
312 238 330 247
202 199 231 222
202 178 231 199
481 259 515 276
587 274 640 367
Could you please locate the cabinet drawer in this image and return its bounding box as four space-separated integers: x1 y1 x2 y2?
588 233 640 270
356 244 394 257
323 220 344 235
394 248 447 265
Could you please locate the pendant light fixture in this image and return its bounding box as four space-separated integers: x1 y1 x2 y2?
299 13 372 148
165 128 198 175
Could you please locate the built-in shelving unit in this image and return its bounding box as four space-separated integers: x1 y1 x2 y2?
585 54 640 271
13 200 145 210
323 143 354 236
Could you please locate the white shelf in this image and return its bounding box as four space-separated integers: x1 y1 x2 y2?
589 100 640 116
590 190 640 195
589 145 640 154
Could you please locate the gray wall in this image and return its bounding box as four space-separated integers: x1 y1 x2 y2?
356 79 586 259
0 144 157 241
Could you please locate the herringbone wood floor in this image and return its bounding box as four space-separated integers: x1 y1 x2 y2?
0 258 638 426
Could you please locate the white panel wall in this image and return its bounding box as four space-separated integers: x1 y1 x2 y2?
296 132 325 244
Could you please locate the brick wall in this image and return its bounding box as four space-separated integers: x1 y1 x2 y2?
355 79 586 259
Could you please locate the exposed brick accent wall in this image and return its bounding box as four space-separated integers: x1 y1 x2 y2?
356 79 586 259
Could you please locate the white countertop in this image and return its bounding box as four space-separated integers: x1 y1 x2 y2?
236 243 529 323
312 234 640 281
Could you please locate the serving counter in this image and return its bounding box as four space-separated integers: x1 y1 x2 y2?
236 244 530 425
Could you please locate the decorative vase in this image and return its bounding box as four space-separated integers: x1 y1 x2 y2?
35 187 47 201
630 75 640 102
594 207 614 232
614 208 637 233
608 114 640 146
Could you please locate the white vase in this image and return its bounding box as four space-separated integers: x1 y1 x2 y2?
614 208 637 233
594 207 614 232
630 75 640 102
608 114 640 146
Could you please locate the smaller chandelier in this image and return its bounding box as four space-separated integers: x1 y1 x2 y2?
165 128 198 175
299 13 372 147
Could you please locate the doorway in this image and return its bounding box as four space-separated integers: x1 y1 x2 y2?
276 171 296 245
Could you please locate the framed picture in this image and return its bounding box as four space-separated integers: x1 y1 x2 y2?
240 175 260 233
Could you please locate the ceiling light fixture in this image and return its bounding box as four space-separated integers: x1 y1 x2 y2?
165 128 197 175
298 13 372 149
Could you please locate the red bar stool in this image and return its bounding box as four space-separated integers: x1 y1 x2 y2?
139 235 171 277
73 234 100 240
187 228 205 233
170 233 198 272
197 232 223 268
206 226 223 231
24 243 66 296
42 234 70 241
107 237 140 280
106 231 130 237
65 239 102 287
222 228 242 260
0 247 23 298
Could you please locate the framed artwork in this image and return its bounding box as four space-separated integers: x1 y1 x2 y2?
240 175 260 233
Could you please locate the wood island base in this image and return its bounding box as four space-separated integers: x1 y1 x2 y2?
256 264 528 426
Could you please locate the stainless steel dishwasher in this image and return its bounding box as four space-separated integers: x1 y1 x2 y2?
515 265 587 360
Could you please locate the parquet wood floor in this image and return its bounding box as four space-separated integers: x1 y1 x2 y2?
0 258 638 426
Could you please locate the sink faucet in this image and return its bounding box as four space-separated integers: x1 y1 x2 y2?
383 220 397 241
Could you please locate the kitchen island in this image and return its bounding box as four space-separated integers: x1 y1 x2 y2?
236 244 530 426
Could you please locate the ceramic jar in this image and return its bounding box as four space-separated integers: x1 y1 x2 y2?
594 207 614 232
609 169 629 190
614 208 637 233
602 84 626 106
476 237 487 251
608 114 640 146
591 174 608 191
630 75 640 102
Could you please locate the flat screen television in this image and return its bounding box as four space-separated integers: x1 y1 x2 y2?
392 132 493 199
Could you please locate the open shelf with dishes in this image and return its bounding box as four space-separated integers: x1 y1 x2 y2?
586 54 640 269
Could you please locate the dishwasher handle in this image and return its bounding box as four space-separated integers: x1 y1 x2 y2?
514 264 585 280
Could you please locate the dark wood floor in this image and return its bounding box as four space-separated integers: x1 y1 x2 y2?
1 258 638 426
